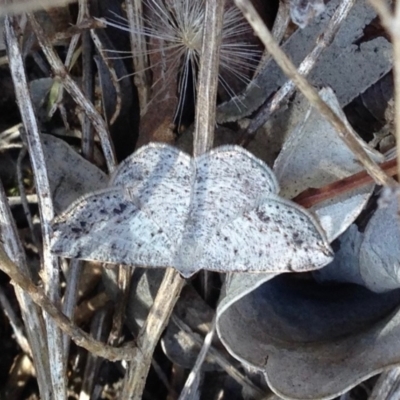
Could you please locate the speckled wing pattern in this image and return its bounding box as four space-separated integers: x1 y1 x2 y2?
50 143 333 277
51 144 194 268
174 146 280 275
198 195 333 273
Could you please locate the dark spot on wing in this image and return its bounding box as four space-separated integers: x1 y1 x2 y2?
255 210 271 223
293 232 304 247
113 203 128 215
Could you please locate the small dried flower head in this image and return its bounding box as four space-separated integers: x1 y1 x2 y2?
107 0 260 123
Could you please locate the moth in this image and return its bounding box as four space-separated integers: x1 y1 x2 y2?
50 144 333 277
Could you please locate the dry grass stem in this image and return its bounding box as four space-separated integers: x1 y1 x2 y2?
108 265 133 346
171 315 271 399
0 0 76 17
368 0 400 185
121 269 185 400
247 0 357 136
369 368 400 399
0 180 51 399
16 146 41 250
5 14 66 398
0 244 138 361
178 318 216 399
125 0 151 112
235 0 395 187
0 286 31 355
90 29 122 125
193 0 226 156
28 13 118 173
255 0 290 77
62 258 83 359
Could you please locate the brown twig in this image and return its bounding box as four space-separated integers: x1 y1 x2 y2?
293 158 398 208
234 0 395 187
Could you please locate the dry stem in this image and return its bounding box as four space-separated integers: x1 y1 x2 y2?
246 0 357 136
121 269 185 400
125 0 151 112
0 245 138 361
368 0 400 188
234 0 395 187
121 1 225 398
5 14 66 398
193 0 226 156
0 182 51 400
28 13 117 173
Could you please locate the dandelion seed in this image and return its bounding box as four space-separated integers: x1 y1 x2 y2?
105 0 261 126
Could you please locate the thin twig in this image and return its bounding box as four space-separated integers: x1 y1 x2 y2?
368 0 400 187
28 13 117 173
193 0 226 156
368 0 393 31
79 307 110 400
121 269 185 400
234 0 395 187
0 0 76 17
0 180 51 400
16 146 40 250
0 244 138 362
178 318 216 400
178 2 227 396
254 0 290 77
80 0 95 161
62 258 83 359
7 194 38 206
293 158 398 208
90 29 122 125
121 0 225 397
246 0 357 137
0 286 31 355
195 0 227 302
171 315 271 399
125 0 151 112
108 265 133 346
369 369 400 400
5 15 66 398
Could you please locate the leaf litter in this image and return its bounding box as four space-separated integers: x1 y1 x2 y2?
0 0 399 399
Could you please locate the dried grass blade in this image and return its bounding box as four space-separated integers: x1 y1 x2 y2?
234 0 395 187
5 14 67 398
